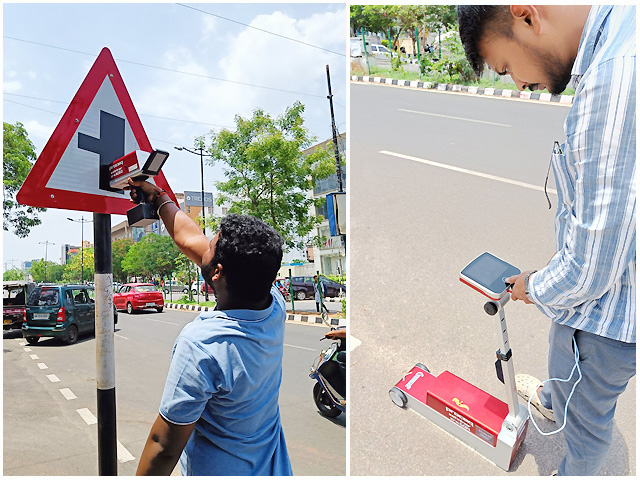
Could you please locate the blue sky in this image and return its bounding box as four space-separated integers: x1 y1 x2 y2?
3 2 347 268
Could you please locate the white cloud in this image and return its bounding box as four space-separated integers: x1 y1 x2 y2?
27 70 37 80
201 16 220 42
135 7 346 145
4 80 22 93
23 119 55 144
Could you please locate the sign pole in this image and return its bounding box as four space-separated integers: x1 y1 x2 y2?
93 212 117 475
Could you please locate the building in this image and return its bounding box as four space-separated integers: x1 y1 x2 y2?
61 241 93 265
110 191 230 243
305 133 347 277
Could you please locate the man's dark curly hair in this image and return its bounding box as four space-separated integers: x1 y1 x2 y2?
457 5 514 77
202 214 284 304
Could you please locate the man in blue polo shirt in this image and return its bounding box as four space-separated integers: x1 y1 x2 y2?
132 179 292 476
458 5 635 476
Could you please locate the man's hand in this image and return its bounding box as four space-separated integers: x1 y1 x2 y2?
505 271 535 304
125 178 165 205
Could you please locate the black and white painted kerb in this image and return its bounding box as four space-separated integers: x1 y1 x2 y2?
94 213 118 476
163 303 347 328
351 75 574 104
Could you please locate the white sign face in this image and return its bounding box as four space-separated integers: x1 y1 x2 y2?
46 78 157 196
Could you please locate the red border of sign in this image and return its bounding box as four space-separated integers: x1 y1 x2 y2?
17 47 177 214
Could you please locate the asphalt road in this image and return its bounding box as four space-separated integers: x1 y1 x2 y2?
349 83 635 476
3 309 345 476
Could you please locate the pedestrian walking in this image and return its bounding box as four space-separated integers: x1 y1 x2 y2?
458 5 635 476
130 179 292 476
313 275 328 314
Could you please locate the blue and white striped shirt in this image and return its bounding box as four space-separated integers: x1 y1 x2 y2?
529 5 636 343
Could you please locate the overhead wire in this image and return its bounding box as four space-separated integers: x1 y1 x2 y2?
177 3 345 57
4 36 326 99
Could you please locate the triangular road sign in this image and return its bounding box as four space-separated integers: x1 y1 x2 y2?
17 47 177 214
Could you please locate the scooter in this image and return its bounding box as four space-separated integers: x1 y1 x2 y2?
310 327 346 418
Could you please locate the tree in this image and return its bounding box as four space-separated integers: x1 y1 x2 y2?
30 260 64 283
3 268 26 281
62 248 95 283
3 122 46 238
208 101 335 249
122 234 180 281
174 253 198 301
112 238 134 283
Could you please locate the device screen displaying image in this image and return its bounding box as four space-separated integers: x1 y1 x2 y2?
460 252 521 299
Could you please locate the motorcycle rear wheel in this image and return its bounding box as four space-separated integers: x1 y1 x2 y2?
313 382 342 418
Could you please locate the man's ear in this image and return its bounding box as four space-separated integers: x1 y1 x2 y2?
510 5 542 36
211 263 223 282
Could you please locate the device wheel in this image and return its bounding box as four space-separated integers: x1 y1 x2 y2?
64 325 79 345
163 288 169 294
26 337 39 345
126 302 134 315
296 290 306 301
313 382 341 418
389 387 408 408
415 363 430 373
156 307 164 313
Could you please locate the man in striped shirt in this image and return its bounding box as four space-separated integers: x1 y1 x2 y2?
458 5 635 476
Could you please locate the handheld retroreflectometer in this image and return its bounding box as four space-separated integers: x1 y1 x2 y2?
108 149 170 227
389 252 529 471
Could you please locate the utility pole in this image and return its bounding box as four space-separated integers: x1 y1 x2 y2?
325 65 344 193
38 241 55 282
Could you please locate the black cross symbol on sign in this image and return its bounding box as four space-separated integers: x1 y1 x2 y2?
78 110 126 193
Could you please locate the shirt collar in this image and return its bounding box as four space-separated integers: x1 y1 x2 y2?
571 5 614 78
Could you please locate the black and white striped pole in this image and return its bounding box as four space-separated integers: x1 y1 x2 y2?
93 212 118 475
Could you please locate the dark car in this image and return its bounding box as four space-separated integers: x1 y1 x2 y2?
290 276 346 301
114 283 164 314
3 281 37 330
22 284 118 345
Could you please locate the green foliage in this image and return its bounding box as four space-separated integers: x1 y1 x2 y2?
30 260 64 283
112 238 133 283
62 247 94 283
207 101 334 250
3 268 26 281
122 234 180 281
391 55 403 72
3 122 46 238
174 253 198 301
325 274 346 284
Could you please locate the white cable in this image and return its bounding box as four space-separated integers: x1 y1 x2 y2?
527 337 582 436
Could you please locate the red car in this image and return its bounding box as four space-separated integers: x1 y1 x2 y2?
114 283 164 314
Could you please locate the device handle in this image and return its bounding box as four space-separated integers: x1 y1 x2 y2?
484 293 510 315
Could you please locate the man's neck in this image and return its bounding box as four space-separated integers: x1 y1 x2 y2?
544 5 592 62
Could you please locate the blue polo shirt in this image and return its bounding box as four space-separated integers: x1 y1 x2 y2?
159 286 292 476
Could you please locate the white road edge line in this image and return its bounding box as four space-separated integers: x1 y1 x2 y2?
398 108 511 127
77 408 97 425
37 363 48 370
59 388 77 400
380 150 558 195
114 333 129 340
47 374 61 383
117 441 136 463
29 354 39 360
284 343 315 351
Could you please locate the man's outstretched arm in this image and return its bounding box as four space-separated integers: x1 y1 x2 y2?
127 179 210 266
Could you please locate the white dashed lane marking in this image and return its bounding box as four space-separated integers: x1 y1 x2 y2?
18 341 27 346
284 343 315 351
59 388 77 400
76 408 97 425
23 347 32 352
398 108 512 127
37 363 48 370
47 374 61 383
117 441 136 463
146 319 179 326
114 333 129 340
29 354 39 360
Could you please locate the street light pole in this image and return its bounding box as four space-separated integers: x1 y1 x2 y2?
175 145 215 302
38 241 55 283
68 217 93 283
